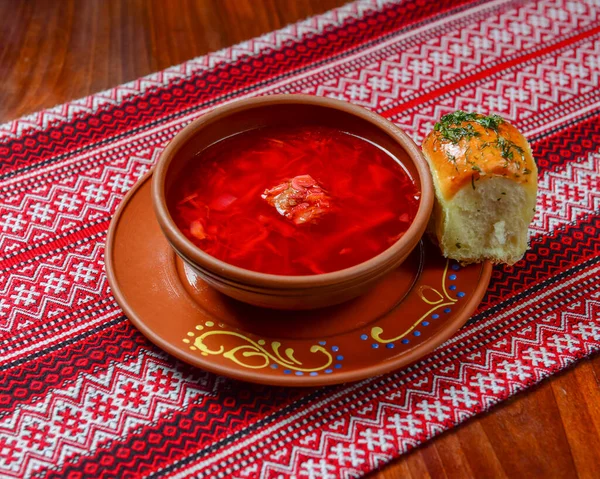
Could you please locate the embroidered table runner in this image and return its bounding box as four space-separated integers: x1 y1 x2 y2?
1 0 599 477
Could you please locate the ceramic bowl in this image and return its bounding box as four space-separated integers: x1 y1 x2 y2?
152 94 433 309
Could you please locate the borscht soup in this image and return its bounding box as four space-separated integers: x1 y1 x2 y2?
168 125 420 276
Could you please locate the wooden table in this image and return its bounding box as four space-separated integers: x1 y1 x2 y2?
2 1 599 477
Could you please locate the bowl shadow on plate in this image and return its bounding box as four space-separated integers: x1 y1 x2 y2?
176 241 425 341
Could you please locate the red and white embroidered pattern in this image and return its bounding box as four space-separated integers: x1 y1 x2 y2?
1 0 599 477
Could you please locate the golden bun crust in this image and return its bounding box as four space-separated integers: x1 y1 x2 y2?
422 112 538 265
422 115 537 200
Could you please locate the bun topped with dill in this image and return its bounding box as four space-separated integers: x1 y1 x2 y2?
422 111 537 265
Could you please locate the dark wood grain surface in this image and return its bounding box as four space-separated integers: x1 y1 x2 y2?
2 1 599 477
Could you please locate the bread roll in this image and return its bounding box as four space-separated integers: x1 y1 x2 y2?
421 111 537 265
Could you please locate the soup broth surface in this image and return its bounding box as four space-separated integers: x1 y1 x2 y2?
169 125 420 275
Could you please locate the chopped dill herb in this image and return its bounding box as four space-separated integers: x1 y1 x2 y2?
456 242 462 249
501 192 506 195
439 124 479 143
495 135 525 161
434 111 505 144
496 136 512 159
432 111 527 178
434 111 480 144
497 198 502 201
447 153 459 171
465 146 473 165
475 114 504 131
438 111 479 124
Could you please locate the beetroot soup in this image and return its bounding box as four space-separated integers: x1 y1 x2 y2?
168 125 420 275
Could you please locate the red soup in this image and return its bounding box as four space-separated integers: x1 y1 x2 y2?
168 125 420 275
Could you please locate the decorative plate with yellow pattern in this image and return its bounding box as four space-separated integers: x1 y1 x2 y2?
106 174 492 386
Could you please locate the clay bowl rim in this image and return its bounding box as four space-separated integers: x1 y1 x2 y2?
152 94 434 289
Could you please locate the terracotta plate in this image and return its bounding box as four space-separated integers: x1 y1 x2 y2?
106 173 492 386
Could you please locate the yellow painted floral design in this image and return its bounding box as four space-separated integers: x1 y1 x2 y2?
371 260 457 343
183 321 332 372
